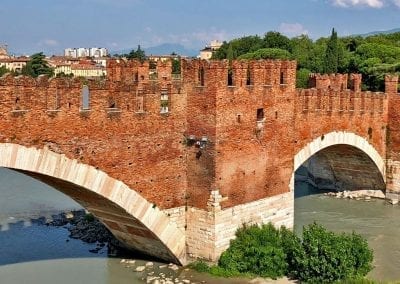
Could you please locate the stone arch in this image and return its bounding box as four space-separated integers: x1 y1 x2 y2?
0 143 186 265
290 131 386 192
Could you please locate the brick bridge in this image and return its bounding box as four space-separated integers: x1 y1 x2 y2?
0 59 399 264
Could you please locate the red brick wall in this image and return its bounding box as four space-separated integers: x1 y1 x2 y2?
0 59 395 211
0 64 187 210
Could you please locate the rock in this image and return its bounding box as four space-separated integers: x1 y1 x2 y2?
146 276 160 283
182 280 190 284
135 266 146 272
146 261 154 267
389 199 399 205
159 265 167 269
168 264 179 271
125 259 136 265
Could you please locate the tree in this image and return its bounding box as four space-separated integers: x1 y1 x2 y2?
21 52 54 77
0 65 11 77
172 57 181 74
238 48 291 60
126 45 146 62
263 31 292 52
324 28 339 73
227 43 234 61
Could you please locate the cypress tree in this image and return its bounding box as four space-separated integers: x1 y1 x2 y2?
324 28 339 74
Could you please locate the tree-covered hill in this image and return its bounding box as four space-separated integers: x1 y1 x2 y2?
212 30 400 91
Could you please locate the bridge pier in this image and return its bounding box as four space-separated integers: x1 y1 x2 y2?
179 190 293 261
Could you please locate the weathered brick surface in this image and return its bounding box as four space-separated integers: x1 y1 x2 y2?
0 59 399 262
0 65 187 210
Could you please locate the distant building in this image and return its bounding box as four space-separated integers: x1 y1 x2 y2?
0 44 8 59
199 40 223 60
0 45 29 73
71 62 106 77
48 56 106 77
0 57 29 73
64 47 108 58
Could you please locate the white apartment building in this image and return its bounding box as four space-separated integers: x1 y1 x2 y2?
64 47 108 58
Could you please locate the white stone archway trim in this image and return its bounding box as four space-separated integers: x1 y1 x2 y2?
0 143 186 264
290 131 386 191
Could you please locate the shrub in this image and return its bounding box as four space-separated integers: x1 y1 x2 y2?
218 223 291 279
292 223 373 283
190 223 373 283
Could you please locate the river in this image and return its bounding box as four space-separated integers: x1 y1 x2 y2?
0 168 399 283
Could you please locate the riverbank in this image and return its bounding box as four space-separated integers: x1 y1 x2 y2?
42 210 296 284
44 209 124 255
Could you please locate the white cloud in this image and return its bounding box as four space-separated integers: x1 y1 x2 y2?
38 39 59 47
392 0 400 7
331 0 384 8
279 23 309 37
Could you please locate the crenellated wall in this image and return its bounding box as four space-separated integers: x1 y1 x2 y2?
0 66 187 210
0 59 398 263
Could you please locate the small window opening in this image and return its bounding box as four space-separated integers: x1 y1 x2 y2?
280 72 285 84
136 96 144 113
275 111 278 119
55 91 61 109
198 67 205 86
246 68 252 85
160 92 169 113
14 96 20 110
82 85 90 110
108 97 116 108
257 108 264 122
134 72 138 82
228 69 234 86
237 114 241 123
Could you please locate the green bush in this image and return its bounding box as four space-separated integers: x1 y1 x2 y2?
191 222 373 283
291 223 373 283
218 223 290 279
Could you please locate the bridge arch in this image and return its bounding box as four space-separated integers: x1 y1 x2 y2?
0 143 186 264
290 131 386 192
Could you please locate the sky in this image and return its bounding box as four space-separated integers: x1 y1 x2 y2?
0 0 399 55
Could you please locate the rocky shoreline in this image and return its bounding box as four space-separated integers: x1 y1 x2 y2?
44 209 124 255
324 189 386 201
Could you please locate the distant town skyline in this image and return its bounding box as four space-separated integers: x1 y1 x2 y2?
1 0 399 55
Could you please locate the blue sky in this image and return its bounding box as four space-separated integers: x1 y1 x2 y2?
0 0 399 55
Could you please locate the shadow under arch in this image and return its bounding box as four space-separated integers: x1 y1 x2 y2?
290 131 386 194
0 143 186 265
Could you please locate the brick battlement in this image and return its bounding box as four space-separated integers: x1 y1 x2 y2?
0 58 397 211
182 59 296 89
1 58 400 263
297 88 386 114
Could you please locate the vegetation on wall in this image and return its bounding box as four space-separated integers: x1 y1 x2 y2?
191 223 373 283
212 29 400 90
